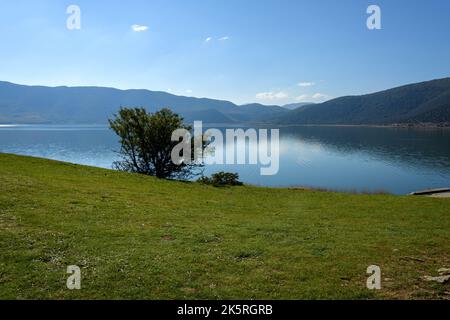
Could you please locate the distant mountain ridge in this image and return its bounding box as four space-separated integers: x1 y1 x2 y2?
271 78 450 125
0 78 449 125
282 102 315 110
0 81 288 124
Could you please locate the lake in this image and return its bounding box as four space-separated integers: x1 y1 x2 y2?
0 124 449 195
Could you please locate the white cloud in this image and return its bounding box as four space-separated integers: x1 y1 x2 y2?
298 82 315 87
204 37 212 43
295 94 310 102
219 36 230 41
185 89 193 94
256 91 289 101
131 24 148 32
312 93 329 100
295 93 330 102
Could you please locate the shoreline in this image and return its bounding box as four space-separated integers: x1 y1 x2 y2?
1 152 449 197
1 122 450 129
251 122 450 129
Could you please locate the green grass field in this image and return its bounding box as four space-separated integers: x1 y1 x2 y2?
0 153 449 300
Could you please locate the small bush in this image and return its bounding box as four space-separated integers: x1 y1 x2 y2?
198 172 243 187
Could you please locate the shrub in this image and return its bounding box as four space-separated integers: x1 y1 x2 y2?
198 172 243 187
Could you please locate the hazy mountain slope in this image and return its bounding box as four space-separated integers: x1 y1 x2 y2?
282 102 315 110
272 78 450 125
181 109 235 124
1 78 449 125
228 103 288 122
0 81 288 124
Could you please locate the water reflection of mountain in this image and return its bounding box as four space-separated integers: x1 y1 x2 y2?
280 126 450 175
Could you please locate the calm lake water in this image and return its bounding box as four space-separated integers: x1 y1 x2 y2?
1 124 449 195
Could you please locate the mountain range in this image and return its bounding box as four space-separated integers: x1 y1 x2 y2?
0 81 285 124
272 78 450 125
0 78 449 125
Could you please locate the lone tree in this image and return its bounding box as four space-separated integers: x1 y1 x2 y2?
109 107 205 180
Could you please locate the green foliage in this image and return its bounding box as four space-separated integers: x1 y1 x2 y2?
198 172 244 187
109 107 206 180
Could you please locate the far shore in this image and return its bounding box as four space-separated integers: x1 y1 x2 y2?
250 122 450 130
1 122 450 130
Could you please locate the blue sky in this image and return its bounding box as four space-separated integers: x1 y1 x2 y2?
1 0 450 105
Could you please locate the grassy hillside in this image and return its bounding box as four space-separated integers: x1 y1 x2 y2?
0 153 449 300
